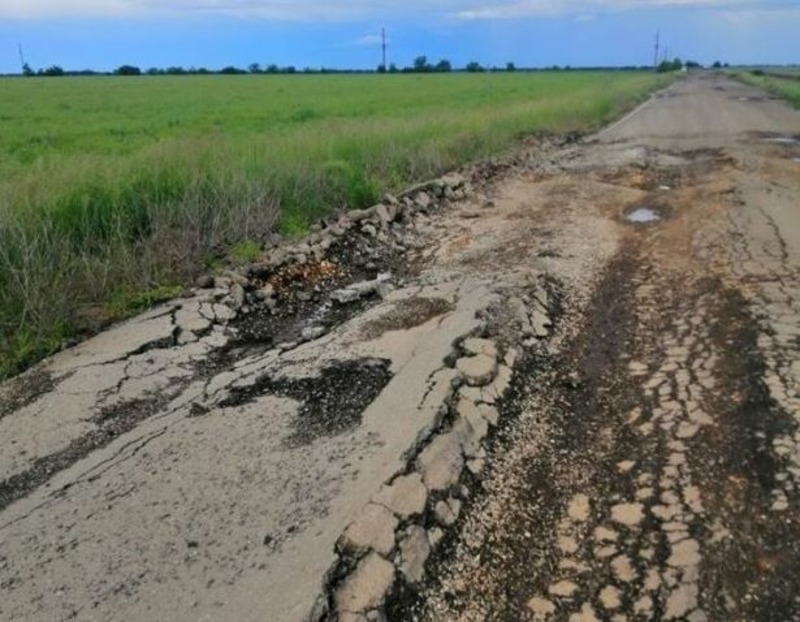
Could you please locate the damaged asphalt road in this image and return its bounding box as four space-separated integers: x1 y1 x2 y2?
2 74 800 622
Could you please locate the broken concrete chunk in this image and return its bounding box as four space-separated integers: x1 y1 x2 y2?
301 326 326 342
334 552 395 614
509 296 533 336
230 283 246 309
374 204 392 225
373 473 428 520
477 403 500 426
455 398 489 456
504 348 519 368
338 504 398 557
458 386 484 403
466 457 486 476
462 337 498 359
456 354 497 387
415 192 432 209
441 172 466 189
398 526 431 585
331 289 362 304
530 306 551 338
347 208 373 223
212 303 236 323
194 275 215 289
491 365 513 398
416 430 465 492
434 497 462 526
332 274 393 305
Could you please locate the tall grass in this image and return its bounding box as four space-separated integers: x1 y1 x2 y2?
734 72 800 108
0 72 670 378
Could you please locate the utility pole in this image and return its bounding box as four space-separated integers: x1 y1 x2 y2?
653 30 660 70
381 27 387 71
18 44 26 74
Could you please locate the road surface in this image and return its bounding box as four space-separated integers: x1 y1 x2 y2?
1 74 799 621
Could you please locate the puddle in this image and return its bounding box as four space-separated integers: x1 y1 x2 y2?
765 137 800 146
625 207 663 224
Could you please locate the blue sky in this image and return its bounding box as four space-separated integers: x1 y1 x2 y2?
2 1 798 74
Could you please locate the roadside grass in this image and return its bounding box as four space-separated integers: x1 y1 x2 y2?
0 71 671 379
733 71 800 108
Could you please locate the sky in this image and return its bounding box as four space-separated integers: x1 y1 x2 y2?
1 0 798 74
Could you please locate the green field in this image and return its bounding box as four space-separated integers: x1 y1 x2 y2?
0 71 670 378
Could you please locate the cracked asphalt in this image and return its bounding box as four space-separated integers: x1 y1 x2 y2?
407 75 800 621
2 74 800 621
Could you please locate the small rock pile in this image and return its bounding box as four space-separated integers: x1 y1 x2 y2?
192 173 472 321
314 335 520 622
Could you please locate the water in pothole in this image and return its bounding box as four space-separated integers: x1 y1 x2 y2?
626 207 662 223
765 137 799 145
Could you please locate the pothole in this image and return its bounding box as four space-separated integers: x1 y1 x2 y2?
219 358 393 447
625 206 664 224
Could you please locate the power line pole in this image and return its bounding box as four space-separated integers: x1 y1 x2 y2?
381 27 387 70
653 30 660 70
18 44 26 73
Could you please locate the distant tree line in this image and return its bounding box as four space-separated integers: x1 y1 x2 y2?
17 57 720 78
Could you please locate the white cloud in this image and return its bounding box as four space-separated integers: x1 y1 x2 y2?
454 0 799 20
3 0 797 20
353 34 386 47
1 0 135 19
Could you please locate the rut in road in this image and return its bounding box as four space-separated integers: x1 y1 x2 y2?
406 139 800 620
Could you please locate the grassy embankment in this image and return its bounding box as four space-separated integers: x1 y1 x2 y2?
0 71 671 379
734 71 800 108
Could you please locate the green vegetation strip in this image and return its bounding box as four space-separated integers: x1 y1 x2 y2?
733 71 800 108
0 72 670 379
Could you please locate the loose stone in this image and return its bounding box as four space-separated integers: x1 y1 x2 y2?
549 580 579 598
334 552 395 614
611 502 645 527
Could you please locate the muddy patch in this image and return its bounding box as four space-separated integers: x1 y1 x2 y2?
220 358 392 447
359 297 454 341
0 393 168 513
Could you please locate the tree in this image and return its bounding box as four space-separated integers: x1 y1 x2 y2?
388 63 398 73
465 61 484 73
377 64 386 73
220 65 245 74
712 61 722 69
248 62 262 74
114 65 141 76
506 61 516 72
22 62 34 76
40 65 64 77
657 57 683 73
266 64 279 74
434 59 452 73
413 56 432 72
